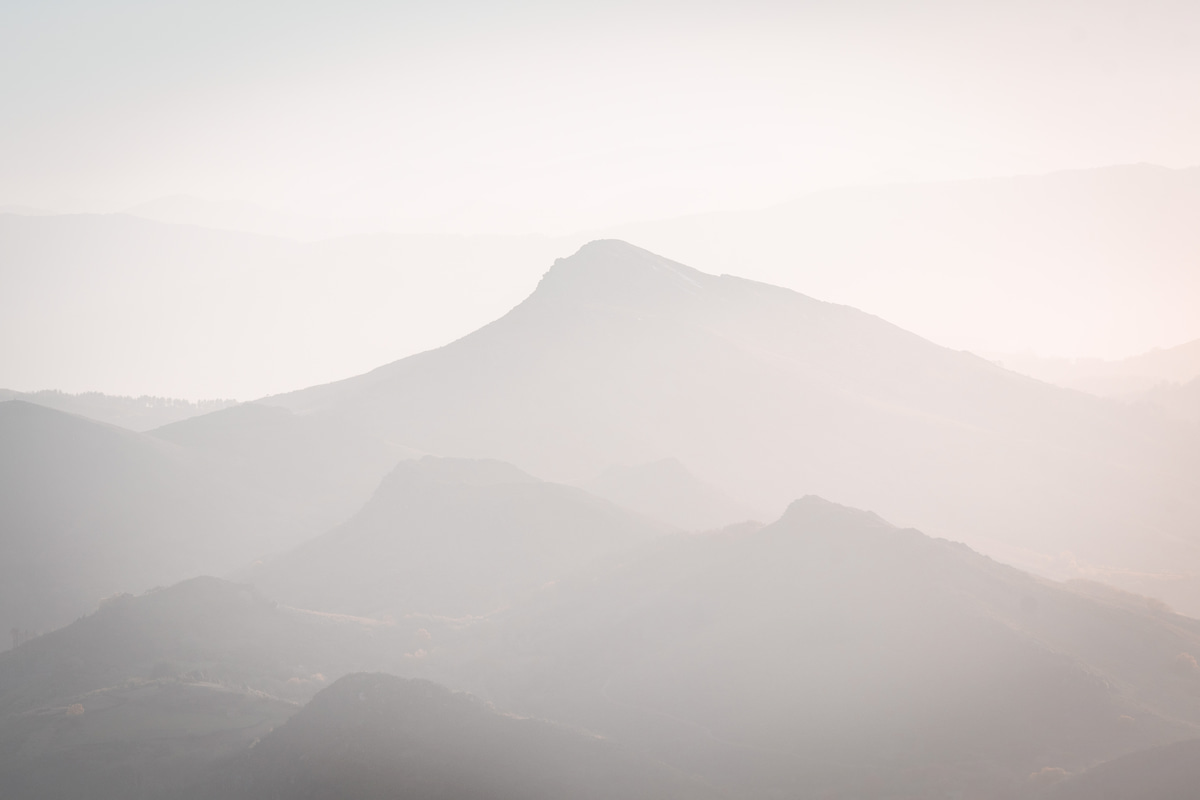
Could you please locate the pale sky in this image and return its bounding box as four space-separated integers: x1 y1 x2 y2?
4 0 1200 234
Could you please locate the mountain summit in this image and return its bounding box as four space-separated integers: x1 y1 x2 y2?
265 241 1200 611
531 239 712 309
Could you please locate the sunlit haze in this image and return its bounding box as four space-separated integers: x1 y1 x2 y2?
4 0 1200 232
5 8 1200 798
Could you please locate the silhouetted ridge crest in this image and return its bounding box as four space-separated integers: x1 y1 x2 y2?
773 495 897 536
531 239 712 309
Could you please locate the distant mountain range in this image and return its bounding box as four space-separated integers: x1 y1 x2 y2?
990 337 1200 398
122 194 367 242
0 389 236 431
0 212 563 398
8 164 1200 399
264 239 1200 613
6 209 1200 797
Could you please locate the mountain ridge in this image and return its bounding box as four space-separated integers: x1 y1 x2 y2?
261 240 1200 611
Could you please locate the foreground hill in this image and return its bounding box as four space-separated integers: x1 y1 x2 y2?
199 673 717 800
442 497 1200 799
265 240 1200 610
0 401 403 638
0 577 401 714
1047 737 1200 799
0 578 410 800
248 456 666 619
9 499 1200 799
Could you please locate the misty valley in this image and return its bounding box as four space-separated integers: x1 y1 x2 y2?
3 238 1200 799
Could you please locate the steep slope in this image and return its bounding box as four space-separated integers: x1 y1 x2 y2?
199 673 718 800
579 458 759 530
0 212 565 398
446 497 1200 799
265 239 1200 611
247 456 666 619
604 164 1200 358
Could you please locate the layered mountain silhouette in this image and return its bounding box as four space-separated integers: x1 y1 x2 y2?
0 577 410 800
993 336 1200 398
451 496 1200 798
0 401 403 638
199 673 717 800
247 456 666 619
265 239 1200 611
0 577 407 713
8 489 1200 798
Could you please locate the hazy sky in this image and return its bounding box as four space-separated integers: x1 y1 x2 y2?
4 0 1200 234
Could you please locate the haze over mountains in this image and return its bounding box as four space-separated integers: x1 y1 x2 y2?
11 0 1200 795
993 337 1200 398
8 498 1200 798
446 497 1200 797
5 211 1200 798
604 164 1200 359
0 212 561 398
246 456 666 619
264 239 1200 611
7 165 1200 401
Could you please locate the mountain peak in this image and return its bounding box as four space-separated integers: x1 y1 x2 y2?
530 239 714 309
774 495 896 536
